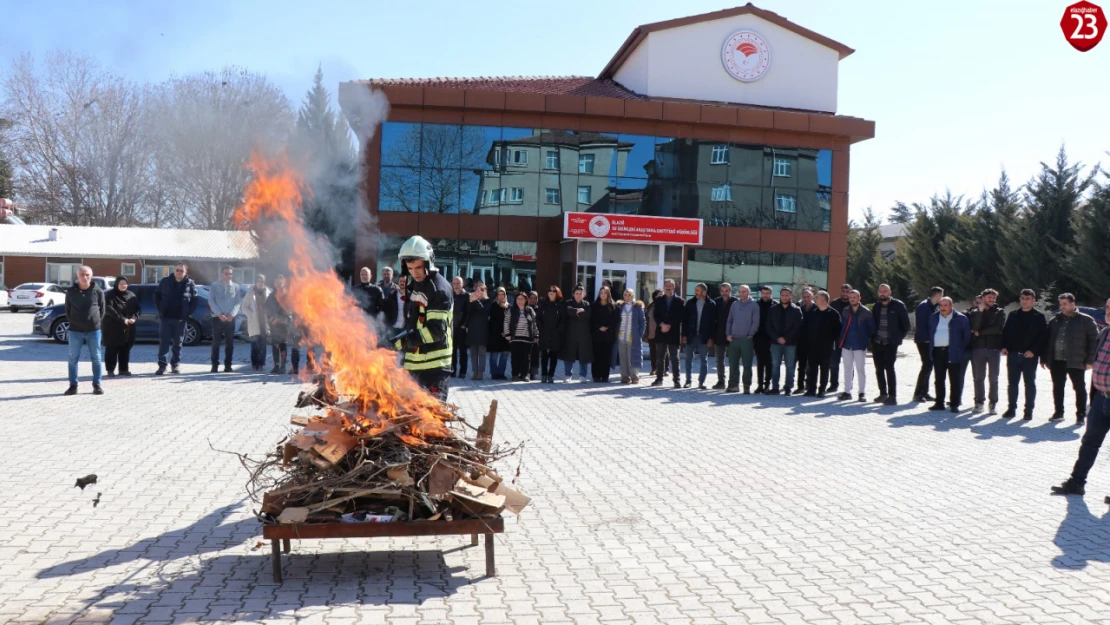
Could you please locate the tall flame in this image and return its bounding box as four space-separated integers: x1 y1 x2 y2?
234 152 451 441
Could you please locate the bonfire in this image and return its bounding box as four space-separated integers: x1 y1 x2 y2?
229 153 527 525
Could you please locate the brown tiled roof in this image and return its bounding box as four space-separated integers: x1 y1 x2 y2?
359 76 646 100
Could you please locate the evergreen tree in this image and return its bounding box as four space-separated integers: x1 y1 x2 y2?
1000 146 1095 297
941 171 1020 302
291 65 359 279
888 201 913 224
894 191 970 300
1067 171 1110 301
846 207 882 301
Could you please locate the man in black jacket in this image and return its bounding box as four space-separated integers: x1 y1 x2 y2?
792 288 817 394
1001 288 1047 420
767 287 802 395
870 284 911 405
153 262 198 375
651 278 685 388
354 266 384 318
967 288 1007 414
712 283 735 390
1042 293 1099 423
451 276 469 378
803 290 843 396
682 283 717 389
64 265 106 395
828 283 852 393
754 286 778 393
913 287 944 402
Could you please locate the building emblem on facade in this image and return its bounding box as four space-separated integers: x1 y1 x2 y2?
721 30 771 82
588 215 611 238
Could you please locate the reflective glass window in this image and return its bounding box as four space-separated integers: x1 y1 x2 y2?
419 168 461 213
380 122 421 167
379 166 420 212
611 177 648 216
664 246 683 265
462 126 502 171
420 123 471 170
612 134 655 179
728 144 764 186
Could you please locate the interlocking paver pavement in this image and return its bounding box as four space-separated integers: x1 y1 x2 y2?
2 310 1110 624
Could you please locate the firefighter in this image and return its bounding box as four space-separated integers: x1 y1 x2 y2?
395 235 453 401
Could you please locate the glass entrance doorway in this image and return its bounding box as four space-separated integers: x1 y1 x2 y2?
598 265 659 304
575 241 684 303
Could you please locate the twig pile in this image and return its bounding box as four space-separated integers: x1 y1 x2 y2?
237 378 526 525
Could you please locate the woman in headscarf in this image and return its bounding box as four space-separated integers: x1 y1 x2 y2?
487 287 512 380
102 276 140 376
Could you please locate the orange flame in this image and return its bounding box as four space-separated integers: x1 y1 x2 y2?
234 152 452 441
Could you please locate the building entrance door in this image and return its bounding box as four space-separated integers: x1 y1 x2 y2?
599 264 660 304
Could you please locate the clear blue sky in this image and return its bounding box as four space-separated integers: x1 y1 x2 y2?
5 0 1108 222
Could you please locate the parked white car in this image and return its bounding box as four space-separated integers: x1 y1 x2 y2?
0 286 7 309
8 282 68 312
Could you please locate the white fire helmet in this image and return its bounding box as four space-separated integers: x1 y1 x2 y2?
398 235 436 272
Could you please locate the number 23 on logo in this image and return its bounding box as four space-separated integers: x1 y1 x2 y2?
1060 0 1107 51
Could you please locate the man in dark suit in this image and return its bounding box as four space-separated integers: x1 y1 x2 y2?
682 283 717 389
651 278 685 389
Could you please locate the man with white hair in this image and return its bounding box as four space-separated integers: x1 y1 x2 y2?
64 266 106 395
835 289 875 402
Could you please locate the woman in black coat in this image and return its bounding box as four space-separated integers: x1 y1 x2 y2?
487 288 512 380
464 285 491 380
537 286 565 383
591 286 619 382
559 284 593 381
102 276 140 376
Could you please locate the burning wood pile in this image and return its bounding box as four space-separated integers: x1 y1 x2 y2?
242 380 528 526
228 152 528 529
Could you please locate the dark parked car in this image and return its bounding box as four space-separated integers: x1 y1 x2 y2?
32 284 244 345
1078 306 1107 330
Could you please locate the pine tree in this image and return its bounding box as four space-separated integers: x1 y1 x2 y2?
888 201 913 224
894 191 970 301
1000 146 1095 297
941 171 1020 302
846 207 882 301
292 65 359 279
1067 172 1110 301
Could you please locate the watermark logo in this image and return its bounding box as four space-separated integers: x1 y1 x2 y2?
1061 1 1106 52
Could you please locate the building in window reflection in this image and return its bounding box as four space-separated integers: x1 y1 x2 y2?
342 3 874 296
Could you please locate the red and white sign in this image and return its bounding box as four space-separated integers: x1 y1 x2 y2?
721 30 771 82
563 212 703 245
1061 1 1106 52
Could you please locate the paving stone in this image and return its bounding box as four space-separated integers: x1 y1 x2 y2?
2 313 1110 624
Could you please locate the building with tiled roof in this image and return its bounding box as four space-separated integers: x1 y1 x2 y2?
340 3 875 297
0 224 258 287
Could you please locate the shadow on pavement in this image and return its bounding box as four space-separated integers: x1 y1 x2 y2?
35 502 478 623
888 410 1081 444
1052 494 1110 569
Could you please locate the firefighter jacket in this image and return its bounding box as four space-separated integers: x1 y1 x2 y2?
395 270 453 372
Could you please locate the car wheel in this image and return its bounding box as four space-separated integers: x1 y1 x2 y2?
183 320 202 346
51 319 69 344
8 306 17 313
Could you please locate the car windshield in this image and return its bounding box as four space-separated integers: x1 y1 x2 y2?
15 283 45 290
